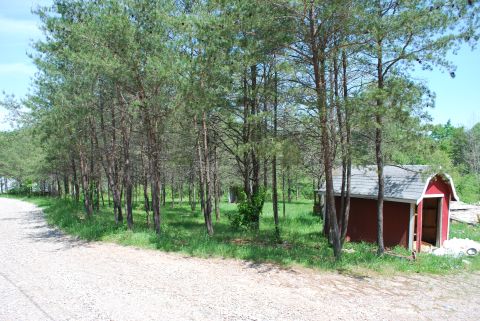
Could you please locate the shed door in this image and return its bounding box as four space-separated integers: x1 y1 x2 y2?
422 197 442 247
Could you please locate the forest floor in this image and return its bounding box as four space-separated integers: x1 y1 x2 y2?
1 197 480 321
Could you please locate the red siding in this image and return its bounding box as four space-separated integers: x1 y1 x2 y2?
335 197 410 248
416 201 423 252
443 198 450 243
425 176 452 245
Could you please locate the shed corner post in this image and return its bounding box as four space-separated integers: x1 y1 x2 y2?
437 197 443 247
408 203 415 251
446 197 451 243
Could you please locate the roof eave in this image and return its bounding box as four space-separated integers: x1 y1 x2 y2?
316 190 416 204
415 173 460 204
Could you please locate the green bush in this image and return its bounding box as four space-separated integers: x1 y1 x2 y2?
225 207 243 230
227 189 266 230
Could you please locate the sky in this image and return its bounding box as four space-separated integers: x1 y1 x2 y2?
0 0 479 131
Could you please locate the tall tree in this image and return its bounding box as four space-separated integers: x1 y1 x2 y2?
363 0 478 254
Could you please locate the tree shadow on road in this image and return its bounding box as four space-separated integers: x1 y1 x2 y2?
19 208 91 250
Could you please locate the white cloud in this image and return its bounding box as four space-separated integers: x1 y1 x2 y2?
0 16 41 37
0 63 36 75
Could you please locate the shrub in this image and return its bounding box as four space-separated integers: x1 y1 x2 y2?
227 189 266 230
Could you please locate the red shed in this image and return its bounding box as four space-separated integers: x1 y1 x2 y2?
318 166 459 252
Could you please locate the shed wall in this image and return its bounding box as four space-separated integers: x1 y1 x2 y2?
335 197 410 248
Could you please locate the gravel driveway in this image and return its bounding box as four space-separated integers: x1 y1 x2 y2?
1 198 479 321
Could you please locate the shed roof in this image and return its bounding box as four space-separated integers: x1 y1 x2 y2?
318 165 459 204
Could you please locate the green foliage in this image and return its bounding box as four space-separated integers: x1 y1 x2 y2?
0 128 46 185
7 184 34 195
454 174 480 204
237 189 266 230
420 121 480 204
225 207 243 230
227 189 266 230
353 76 433 166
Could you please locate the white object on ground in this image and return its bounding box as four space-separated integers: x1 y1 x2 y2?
432 237 480 257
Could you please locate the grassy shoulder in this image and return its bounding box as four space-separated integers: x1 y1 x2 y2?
3 194 479 275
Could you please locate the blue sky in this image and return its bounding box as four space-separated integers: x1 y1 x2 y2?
1 0 479 131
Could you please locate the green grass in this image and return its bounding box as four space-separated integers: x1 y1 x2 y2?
2 194 479 275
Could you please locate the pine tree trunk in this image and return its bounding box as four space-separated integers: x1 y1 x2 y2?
272 69 280 239
202 111 214 235
171 176 175 208
100 182 105 207
334 49 347 241
287 166 292 203
195 115 206 221
56 175 62 198
296 179 299 201
250 65 261 230
71 156 80 203
308 4 341 259
124 166 134 230
191 182 196 212
100 101 123 224
79 148 93 217
95 178 100 211
179 181 183 204
141 149 150 226
213 134 220 221
340 50 352 245
375 34 385 255
262 64 268 191
242 71 252 201
140 98 161 234
376 118 385 255
282 169 286 218
189 171 196 211
144 180 150 227
151 176 161 234
63 174 69 198
162 177 166 207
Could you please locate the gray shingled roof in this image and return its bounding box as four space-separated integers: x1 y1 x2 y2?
318 165 458 203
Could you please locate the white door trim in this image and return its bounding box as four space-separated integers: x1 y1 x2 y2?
436 198 443 247
423 193 444 198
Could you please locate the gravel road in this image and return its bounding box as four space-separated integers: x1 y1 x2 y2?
1 198 479 321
